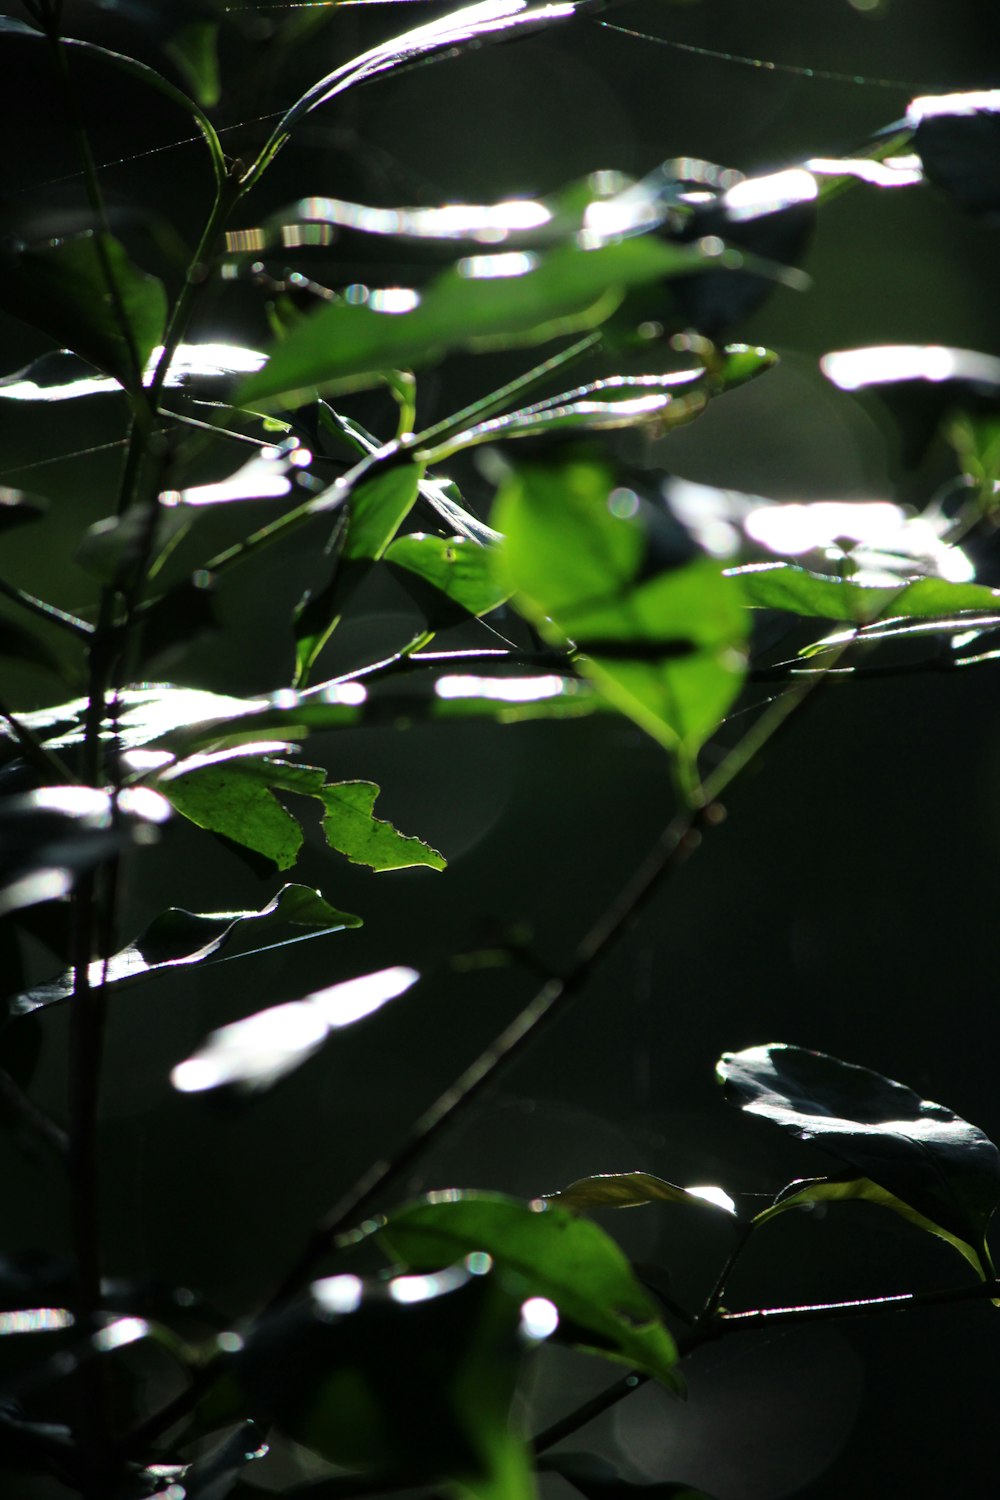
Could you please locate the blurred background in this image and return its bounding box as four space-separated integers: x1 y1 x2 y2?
3 0 1000 1495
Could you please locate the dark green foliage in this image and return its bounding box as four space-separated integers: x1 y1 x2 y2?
3 1 1000 1496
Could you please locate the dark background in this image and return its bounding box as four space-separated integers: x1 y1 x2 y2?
3 1 1000 1495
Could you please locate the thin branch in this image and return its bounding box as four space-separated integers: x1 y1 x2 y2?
717 1278 1000 1330
0 575 94 638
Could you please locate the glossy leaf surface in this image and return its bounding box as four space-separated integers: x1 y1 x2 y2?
380 1192 681 1385
12 884 360 1016
718 1044 1000 1275
0 234 166 388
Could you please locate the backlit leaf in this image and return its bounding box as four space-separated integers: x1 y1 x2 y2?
380 1192 681 1386
384 534 510 626
546 1173 737 1217
730 562 1000 623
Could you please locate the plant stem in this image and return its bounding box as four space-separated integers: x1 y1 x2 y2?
533 1371 650 1453
717 1278 1000 1329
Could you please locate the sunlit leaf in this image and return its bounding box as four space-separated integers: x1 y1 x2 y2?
237 237 722 407
546 1172 737 1217
13 884 360 1017
172 964 418 1092
0 786 170 918
730 562 1000 623
718 1043 1000 1279
800 610 1000 656
754 1173 994 1280
494 455 747 768
162 438 318 507
230 1257 547 1494
384 534 510 626
0 233 167 389
380 1192 681 1386
179 1420 269 1498
160 748 444 872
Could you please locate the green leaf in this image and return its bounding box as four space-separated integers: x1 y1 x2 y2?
379 1192 681 1387
160 749 445 871
165 19 221 107
754 1174 995 1281
294 464 424 685
237 237 715 407
384 534 510 627
546 1173 737 1217
0 233 166 389
171 965 418 1093
494 456 747 767
12 883 361 1017
230 1258 546 1495
317 781 445 871
729 561 1000 623
718 1043 1000 1280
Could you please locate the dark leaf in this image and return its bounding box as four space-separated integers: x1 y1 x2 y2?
718 1044 1000 1278
76 502 190 587
908 89 1000 214
0 786 170 918
230 1258 547 1494
0 343 265 402
12 883 360 1017
171 964 418 1093
0 233 166 389
380 1192 681 1386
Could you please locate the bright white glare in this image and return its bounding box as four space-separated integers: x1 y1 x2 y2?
666 476 745 559
0 371 117 401
164 446 311 507
172 968 418 1094
313 1274 364 1315
216 1330 244 1354
435 673 569 702
457 251 539 279
685 1184 738 1215
311 966 419 1028
805 156 924 188
29 786 111 818
152 342 267 384
724 168 818 220
746 500 905 555
0 1308 74 1335
520 1297 559 1340
171 1000 329 1094
278 680 367 708
368 287 421 313
0 869 72 917
297 195 551 243
117 787 172 824
907 88 1000 124
93 1317 149 1352
822 344 1000 390
388 1264 471 1305
465 1252 493 1275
